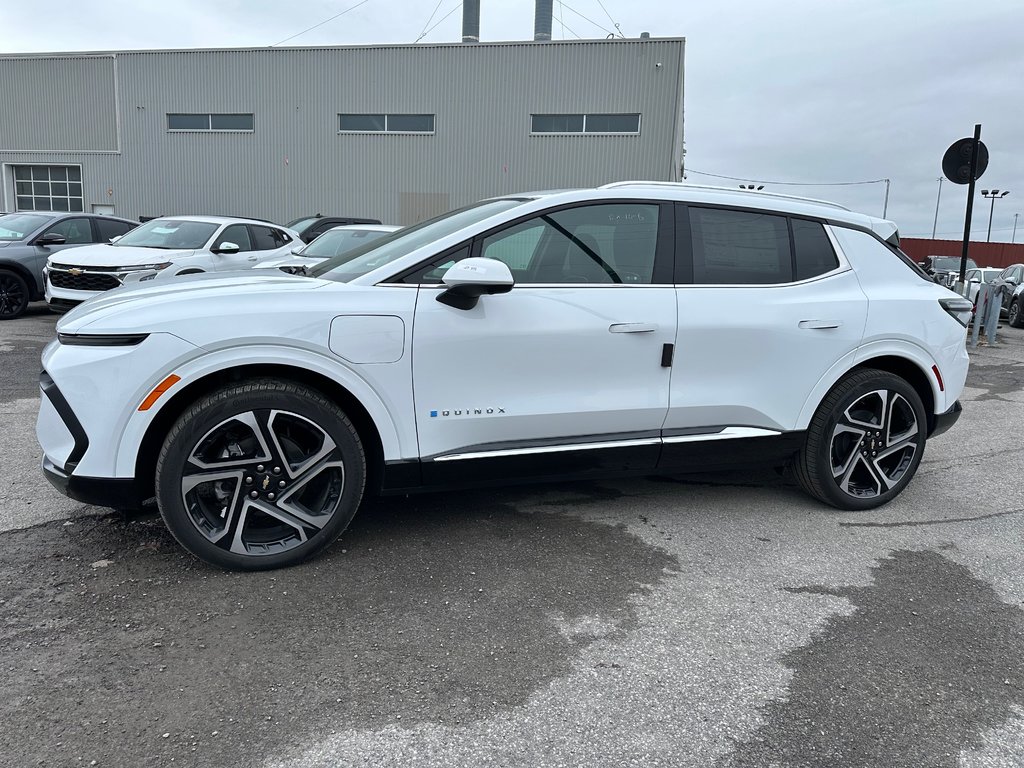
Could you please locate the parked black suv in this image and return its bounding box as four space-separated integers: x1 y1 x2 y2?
918 255 977 286
286 214 382 244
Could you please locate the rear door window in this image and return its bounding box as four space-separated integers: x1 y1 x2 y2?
251 225 288 250
94 218 136 242
689 207 792 284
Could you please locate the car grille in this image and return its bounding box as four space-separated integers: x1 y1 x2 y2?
48 270 121 291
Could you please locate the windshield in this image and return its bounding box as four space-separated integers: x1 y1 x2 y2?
302 228 394 259
0 213 52 241
934 257 976 271
286 217 319 233
311 199 530 282
114 219 219 250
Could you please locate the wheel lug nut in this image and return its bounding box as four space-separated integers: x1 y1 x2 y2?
257 465 265 472
249 491 258 499
278 480 286 488
268 493 276 500
273 466 281 474
245 477 253 484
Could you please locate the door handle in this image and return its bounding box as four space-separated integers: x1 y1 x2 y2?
609 322 658 333
798 319 842 330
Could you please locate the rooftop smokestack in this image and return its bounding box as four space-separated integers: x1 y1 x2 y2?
462 0 480 42
534 0 553 41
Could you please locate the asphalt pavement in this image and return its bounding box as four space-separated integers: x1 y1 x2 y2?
2 305 1023 768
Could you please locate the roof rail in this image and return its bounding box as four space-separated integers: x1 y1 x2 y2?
598 180 852 212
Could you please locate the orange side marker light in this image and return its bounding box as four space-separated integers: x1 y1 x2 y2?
139 374 181 411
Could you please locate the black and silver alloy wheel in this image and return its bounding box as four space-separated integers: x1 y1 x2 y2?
157 380 365 570
829 389 920 499
0 270 29 320
796 369 927 511
1009 299 1023 328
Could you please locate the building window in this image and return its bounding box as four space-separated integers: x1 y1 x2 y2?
13 165 83 212
167 113 255 131
531 113 641 135
339 114 435 133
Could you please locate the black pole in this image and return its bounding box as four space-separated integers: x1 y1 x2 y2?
987 196 996 242
959 123 981 285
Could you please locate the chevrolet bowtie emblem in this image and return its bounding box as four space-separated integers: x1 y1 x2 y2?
262 476 270 490
68 268 83 276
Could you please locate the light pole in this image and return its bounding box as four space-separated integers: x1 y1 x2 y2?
980 189 1010 242
1014 213 1020 243
932 177 943 238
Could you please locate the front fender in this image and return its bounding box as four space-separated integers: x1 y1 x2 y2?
114 344 410 476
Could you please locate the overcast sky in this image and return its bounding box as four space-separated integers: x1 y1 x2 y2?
3 0 1022 242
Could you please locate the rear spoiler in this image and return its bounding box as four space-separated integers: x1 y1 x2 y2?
868 219 900 247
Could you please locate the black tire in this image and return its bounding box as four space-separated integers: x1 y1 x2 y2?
1009 299 1023 328
0 269 30 320
155 378 366 570
795 369 927 511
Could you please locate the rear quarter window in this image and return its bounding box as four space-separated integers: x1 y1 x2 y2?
792 219 839 280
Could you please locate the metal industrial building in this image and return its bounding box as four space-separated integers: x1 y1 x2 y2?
0 11 684 226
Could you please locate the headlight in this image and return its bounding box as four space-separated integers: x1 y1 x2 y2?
57 333 149 346
118 262 172 272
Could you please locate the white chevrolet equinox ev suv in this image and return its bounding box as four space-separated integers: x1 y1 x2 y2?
37 183 970 570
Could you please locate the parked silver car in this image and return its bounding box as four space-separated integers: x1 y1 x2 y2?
0 212 137 318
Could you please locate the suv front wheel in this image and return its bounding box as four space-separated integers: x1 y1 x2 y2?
155 379 366 570
795 369 927 511
0 269 30 320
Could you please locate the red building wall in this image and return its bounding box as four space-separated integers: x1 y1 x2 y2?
900 238 1024 269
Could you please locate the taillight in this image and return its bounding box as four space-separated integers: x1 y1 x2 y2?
939 297 973 328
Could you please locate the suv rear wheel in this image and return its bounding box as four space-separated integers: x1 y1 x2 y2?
795 369 926 511
155 379 366 570
1009 298 1023 328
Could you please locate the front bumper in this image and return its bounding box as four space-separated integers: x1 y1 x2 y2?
929 400 962 438
42 457 147 509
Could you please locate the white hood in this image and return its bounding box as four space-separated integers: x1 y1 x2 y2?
48 243 197 267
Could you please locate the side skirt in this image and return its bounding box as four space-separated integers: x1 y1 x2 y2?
379 432 807 494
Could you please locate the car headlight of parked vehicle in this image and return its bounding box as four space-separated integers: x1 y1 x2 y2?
118 262 173 283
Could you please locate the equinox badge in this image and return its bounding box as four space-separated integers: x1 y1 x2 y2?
430 408 506 418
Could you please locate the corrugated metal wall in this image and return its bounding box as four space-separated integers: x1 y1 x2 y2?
0 39 684 224
0 55 118 152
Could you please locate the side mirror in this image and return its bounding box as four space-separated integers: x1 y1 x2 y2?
917 261 926 268
213 242 240 255
36 232 66 246
437 257 514 310
109 235 123 244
